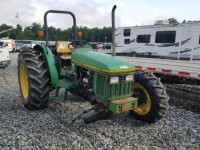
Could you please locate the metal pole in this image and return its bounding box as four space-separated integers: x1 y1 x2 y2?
0 28 12 34
178 48 180 60
112 5 117 56
178 26 183 60
190 47 194 61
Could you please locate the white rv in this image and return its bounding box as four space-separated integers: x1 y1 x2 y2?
115 22 200 59
0 41 10 68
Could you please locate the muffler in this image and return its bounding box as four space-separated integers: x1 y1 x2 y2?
112 5 117 56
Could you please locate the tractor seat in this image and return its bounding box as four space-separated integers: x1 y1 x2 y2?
56 41 73 60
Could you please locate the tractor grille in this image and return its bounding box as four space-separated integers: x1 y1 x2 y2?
96 73 107 97
107 82 133 98
95 73 133 100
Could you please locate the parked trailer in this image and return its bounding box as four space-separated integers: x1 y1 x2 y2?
108 6 200 85
115 22 200 60
118 56 200 84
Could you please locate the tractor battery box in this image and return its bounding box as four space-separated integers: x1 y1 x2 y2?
109 97 138 114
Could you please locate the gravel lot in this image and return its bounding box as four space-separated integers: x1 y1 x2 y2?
167 84 200 113
0 53 200 150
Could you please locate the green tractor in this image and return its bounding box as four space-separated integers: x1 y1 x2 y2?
18 8 169 124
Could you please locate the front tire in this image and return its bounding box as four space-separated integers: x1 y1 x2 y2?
130 70 169 123
18 49 50 110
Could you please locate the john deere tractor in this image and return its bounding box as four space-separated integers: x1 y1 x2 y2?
18 9 169 124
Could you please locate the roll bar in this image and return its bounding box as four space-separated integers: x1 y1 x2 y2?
44 10 78 47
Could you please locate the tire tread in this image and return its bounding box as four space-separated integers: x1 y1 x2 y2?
18 48 50 110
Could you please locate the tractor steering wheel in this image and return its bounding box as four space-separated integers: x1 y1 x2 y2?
68 40 87 48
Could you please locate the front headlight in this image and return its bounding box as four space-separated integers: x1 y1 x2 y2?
126 74 134 82
110 76 119 84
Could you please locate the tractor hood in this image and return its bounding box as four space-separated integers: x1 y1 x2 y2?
71 47 135 74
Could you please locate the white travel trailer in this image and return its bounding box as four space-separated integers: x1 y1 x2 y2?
0 41 10 68
115 22 200 60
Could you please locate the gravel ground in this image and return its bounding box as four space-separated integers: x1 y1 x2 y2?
0 53 200 150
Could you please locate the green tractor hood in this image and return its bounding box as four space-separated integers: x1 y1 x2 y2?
71 47 136 74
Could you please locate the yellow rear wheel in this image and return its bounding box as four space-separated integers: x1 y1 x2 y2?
19 64 29 99
18 49 50 110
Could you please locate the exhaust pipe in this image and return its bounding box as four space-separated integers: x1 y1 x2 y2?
112 5 117 56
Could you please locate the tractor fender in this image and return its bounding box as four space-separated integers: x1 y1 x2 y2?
34 44 59 85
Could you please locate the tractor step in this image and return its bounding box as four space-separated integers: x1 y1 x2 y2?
55 79 75 101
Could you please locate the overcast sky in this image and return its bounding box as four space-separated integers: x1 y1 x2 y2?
0 0 200 29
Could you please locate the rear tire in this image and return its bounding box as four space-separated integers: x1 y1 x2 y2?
130 70 169 123
18 48 50 110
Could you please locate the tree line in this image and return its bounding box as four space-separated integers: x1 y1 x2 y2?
0 23 112 42
0 18 197 42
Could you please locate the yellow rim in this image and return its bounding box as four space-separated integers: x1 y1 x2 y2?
20 64 28 99
133 83 151 115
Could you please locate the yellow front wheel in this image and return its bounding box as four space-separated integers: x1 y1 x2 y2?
133 83 151 115
130 70 169 123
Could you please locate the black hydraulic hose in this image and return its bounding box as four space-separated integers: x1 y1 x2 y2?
83 109 110 124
